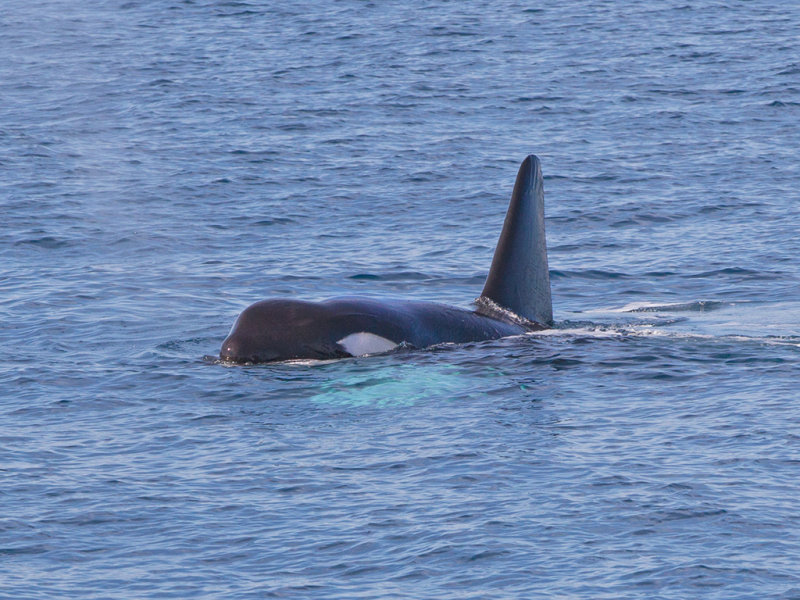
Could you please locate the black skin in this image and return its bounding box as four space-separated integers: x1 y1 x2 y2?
219 297 537 363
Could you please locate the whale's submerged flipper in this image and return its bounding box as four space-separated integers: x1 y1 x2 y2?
480 155 553 326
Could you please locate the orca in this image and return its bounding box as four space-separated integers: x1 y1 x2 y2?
220 155 552 363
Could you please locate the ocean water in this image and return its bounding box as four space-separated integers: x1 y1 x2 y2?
2 1 799 598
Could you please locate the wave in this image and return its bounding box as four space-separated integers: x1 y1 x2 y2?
349 271 430 281
618 300 730 313
525 322 800 348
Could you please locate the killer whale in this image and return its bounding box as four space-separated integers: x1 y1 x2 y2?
220 155 552 363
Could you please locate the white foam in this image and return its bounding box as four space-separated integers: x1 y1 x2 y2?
526 326 625 338
600 300 729 313
527 325 800 348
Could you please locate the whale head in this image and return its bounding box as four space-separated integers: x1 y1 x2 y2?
219 299 348 363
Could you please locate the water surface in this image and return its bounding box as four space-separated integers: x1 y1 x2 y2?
2 1 799 598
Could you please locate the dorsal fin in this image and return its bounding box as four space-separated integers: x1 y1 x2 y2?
479 155 553 325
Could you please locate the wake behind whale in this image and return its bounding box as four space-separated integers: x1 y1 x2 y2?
220 155 552 364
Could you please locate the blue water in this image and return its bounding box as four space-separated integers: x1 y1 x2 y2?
2 1 800 598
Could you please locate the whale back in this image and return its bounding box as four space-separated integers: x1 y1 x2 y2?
480 155 553 326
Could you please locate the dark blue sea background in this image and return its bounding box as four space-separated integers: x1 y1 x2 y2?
2 1 799 598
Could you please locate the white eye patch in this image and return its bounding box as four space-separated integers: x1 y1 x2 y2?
337 332 398 356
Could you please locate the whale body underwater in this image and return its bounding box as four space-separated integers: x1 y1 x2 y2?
220 155 553 364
